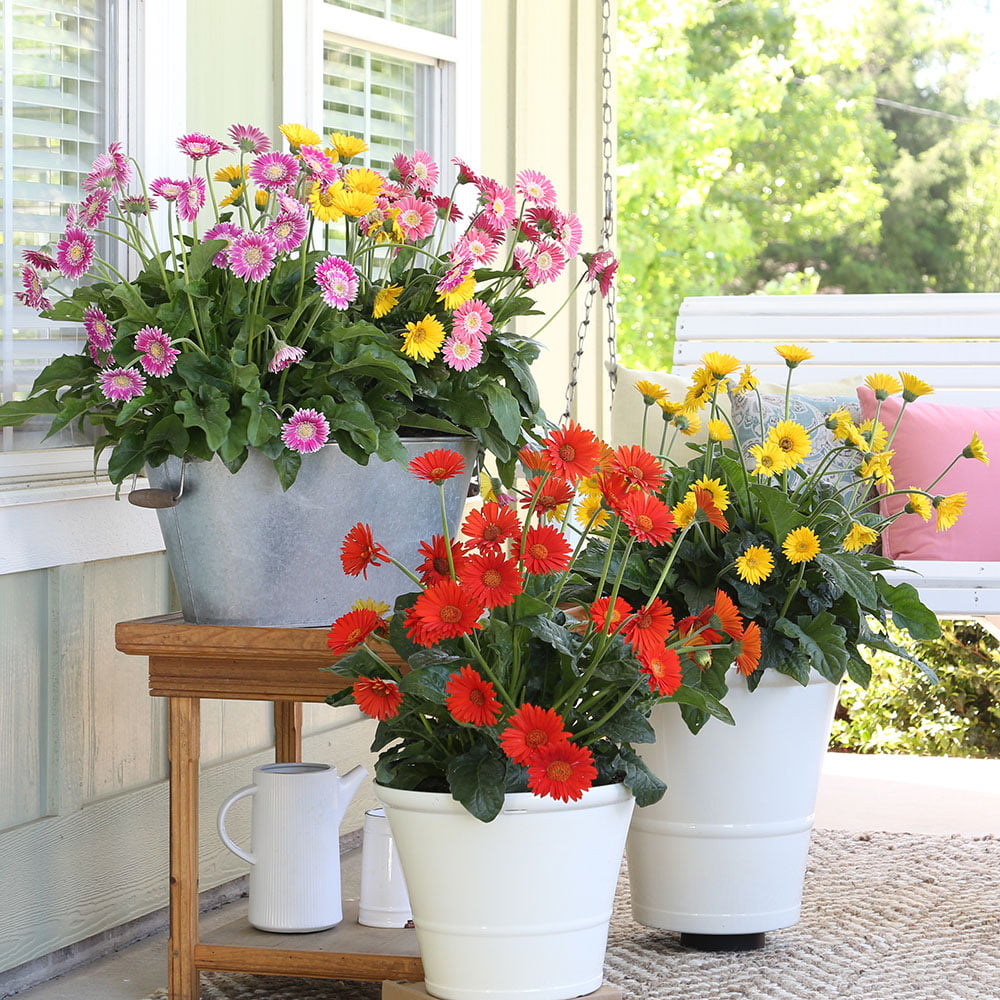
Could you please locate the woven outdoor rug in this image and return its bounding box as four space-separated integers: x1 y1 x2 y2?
145 829 1000 1000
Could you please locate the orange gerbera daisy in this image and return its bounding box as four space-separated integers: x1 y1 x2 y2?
521 524 573 575
594 470 631 517
621 598 676 660
340 522 391 578
526 740 598 802
445 665 502 727
416 534 470 586
352 676 404 720
639 645 683 696
589 595 633 634
518 444 552 473
542 421 602 482
404 579 484 647
611 444 667 492
620 491 677 546
461 551 523 608
733 621 762 675
408 448 466 484
705 589 744 639
501 704 572 765
693 487 729 532
522 475 575 520
461 501 522 552
326 608 384 656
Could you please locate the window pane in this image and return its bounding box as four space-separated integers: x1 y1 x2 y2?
1 0 109 450
325 0 455 36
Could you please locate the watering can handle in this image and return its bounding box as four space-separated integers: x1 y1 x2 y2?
217 784 257 865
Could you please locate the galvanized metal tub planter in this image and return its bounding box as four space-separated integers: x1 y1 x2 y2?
144 436 478 627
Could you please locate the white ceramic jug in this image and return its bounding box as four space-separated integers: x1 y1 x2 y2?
217 761 367 932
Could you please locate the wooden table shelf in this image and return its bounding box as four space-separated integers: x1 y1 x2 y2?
115 613 423 1000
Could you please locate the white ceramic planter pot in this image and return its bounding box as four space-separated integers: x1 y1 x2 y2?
627 670 839 940
377 782 635 1000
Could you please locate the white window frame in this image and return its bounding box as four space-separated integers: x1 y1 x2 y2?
0 1 187 573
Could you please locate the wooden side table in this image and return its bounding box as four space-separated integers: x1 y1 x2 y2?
115 614 422 1000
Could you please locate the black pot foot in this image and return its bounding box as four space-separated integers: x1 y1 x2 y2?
680 931 766 952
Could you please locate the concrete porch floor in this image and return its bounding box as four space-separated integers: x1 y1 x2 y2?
7 751 1000 1000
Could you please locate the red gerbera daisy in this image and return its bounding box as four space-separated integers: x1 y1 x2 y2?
611 444 667 492
521 475 575 520
461 501 522 553
500 704 573 765
340 522 391 578
520 524 573 575
416 534 470 585
638 645 683 696
589 595 633 634
694 487 729 533
403 579 484 647
705 589 744 638
594 471 631 517
408 448 466 484
734 621 763 675
327 608 383 655
445 665 502 726
526 740 598 802
541 421 602 482
462 551 524 608
352 676 404 720
620 491 677 545
621 597 676 660
518 444 552 473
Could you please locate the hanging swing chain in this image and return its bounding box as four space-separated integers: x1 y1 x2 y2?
562 0 618 421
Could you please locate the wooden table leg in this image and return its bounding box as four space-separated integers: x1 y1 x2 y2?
274 700 304 763
168 696 201 1000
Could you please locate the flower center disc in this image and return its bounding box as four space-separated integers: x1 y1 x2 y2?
546 760 573 782
439 605 462 624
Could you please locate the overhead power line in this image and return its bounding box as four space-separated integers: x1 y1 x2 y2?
873 95 1000 128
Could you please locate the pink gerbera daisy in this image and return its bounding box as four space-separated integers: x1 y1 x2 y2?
249 151 299 189
454 230 499 265
585 249 618 298
98 367 146 403
452 299 493 345
315 256 359 309
391 152 413 187
150 177 186 202
77 189 112 229
298 144 339 185
15 265 52 311
266 211 308 253
176 176 207 222
395 195 436 241
83 306 116 351
228 232 277 282
228 124 271 155
516 168 557 207
22 249 58 272
478 178 516 229
177 132 229 159
106 141 132 190
409 150 439 192
556 210 583 257
524 239 567 285
81 160 117 193
281 408 330 454
134 326 180 378
268 343 306 373
203 222 244 267
56 226 95 279
452 157 481 186
120 194 156 215
442 335 483 372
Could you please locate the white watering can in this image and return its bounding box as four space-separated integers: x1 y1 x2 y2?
217 761 367 932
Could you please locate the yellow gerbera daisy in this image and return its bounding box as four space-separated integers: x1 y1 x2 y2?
254 189 270 211
343 167 384 197
735 545 774 585
671 495 698 529
825 406 853 433
437 272 476 310
574 492 610 530
733 364 759 394
833 419 870 452
657 398 687 417
934 493 966 532
308 181 343 223
707 418 733 443
842 522 879 553
331 186 377 218
676 413 702 437
864 372 902 399
329 131 368 160
906 492 933 521
963 430 990 465
686 366 722 407
690 476 730 512
219 183 246 207
899 372 934 402
213 163 248 185
775 344 813 367
373 284 404 319
636 379 667 404
701 352 741 378
401 314 446 362
782 526 821 564
280 123 321 149
578 474 603 497
352 597 391 616
859 419 888 454
859 452 895 490
766 419 812 467
748 441 787 477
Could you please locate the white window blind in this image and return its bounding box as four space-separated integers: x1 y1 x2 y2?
326 0 455 36
1 0 111 452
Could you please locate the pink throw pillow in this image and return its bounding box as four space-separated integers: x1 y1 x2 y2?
857 387 1000 561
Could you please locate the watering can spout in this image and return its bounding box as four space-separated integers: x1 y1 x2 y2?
337 764 368 819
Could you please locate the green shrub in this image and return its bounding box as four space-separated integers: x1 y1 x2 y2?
830 620 1000 758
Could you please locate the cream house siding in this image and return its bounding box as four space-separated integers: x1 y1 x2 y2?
0 0 612 981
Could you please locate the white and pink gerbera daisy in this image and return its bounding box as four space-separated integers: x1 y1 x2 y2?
516 168 557 207
106 141 133 190
442 335 483 372
23 249 58 272
281 408 330 454
452 299 493 345
454 230 498 266
523 239 567 286
266 212 308 254
150 177 186 202
409 150 439 192
83 306 116 352
229 124 271 155
177 176 207 222
77 189 112 229
478 179 516 230
314 256 359 310
268 343 306 373
203 222 244 267
14 265 52 312
56 226 96 279
120 194 156 215
177 132 229 160
134 326 180 378
249 151 299 190
395 195 436 241
228 232 278 282
98 367 146 403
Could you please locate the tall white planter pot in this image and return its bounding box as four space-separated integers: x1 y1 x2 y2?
377 782 635 1000
627 669 839 950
